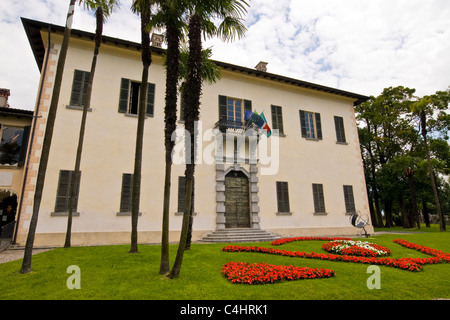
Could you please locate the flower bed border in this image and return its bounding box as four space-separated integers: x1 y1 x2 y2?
221 262 335 285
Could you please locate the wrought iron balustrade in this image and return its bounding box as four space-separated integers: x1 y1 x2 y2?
214 118 260 136
0 221 16 252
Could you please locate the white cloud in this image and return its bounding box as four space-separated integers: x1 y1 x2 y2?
0 0 449 110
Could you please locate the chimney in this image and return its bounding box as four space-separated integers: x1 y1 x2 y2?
255 61 268 72
151 33 164 48
0 88 10 108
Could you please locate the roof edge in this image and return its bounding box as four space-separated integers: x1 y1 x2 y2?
21 17 369 106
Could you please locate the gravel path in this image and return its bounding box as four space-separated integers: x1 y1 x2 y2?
0 248 52 264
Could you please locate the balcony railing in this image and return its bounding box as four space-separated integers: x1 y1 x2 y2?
0 221 16 252
214 118 260 136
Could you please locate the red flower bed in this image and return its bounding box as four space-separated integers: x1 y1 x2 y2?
223 240 449 272
271 236 351 246
221 239 449 284
221 262 335 285
322 240 391 257
393 239 450 263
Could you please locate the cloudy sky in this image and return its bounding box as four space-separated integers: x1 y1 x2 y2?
1 0 450 110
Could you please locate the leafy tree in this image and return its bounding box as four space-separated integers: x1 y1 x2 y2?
21 0 77 274
356 86 417 227
410 88 449 231
65 0 120 248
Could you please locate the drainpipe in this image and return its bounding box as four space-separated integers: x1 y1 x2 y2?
13 26 52 244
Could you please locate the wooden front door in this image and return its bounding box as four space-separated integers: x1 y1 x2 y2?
225 171 250 228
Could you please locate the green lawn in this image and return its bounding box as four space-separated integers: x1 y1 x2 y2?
1 227 449 300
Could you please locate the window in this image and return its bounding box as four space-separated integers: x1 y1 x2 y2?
312 184 326 213
343 185 356 213
334 116 346 143
0 125 30 166
271 105 284 135
118 78 155 116
177 176 186 213
70 70 90 107
218 95 252 123
299 110 322 140
227 98 242 122
276 181 290 213
55 170 81 213
120 173 133 212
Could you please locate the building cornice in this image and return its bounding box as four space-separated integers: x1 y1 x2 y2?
21 17 369 106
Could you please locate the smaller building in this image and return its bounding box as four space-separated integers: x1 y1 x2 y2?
0 90 33 247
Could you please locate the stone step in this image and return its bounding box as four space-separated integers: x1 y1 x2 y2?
199 228 281 243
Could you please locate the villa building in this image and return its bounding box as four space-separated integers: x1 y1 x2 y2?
14 18 372 247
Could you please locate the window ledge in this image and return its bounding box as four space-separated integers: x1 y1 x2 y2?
276 212 292 216
116 212 142 216
51 212 80 217
336 141 348 145
272 133 286 137
124 113 153 118
313 212 328 216
304 137 320 142
66 105 93 112
175 212 197 216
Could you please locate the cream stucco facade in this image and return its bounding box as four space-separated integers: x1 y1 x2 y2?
16 18 373 247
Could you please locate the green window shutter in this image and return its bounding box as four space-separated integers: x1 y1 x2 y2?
146 83 155 116
179 92 185 121
120 174 133 212
218 95 227 120
312 184 326 213
55 170 71 212
276 181 290 213
315 113 322 140
334 116 346 143
55 170 81 212
70 70 90 106
18 125 31 167
299 110 307 138
118 78 130 113
343 185 355 213
244 100 252 113
271 105 284 134
177 176 186 212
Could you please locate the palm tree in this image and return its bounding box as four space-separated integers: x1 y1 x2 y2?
21 0 77 274
159 44 221 272
129 0 153 253
169 0 248 279
153 0 187 275
65 0 120 248
180 46 221 250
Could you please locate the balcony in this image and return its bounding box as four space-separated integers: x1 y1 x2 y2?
214 118 261 136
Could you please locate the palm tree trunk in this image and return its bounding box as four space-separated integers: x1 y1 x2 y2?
169 13 202 279
65 5 104 248
160 22 181 274
130 7 152 253
21 0 76 274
